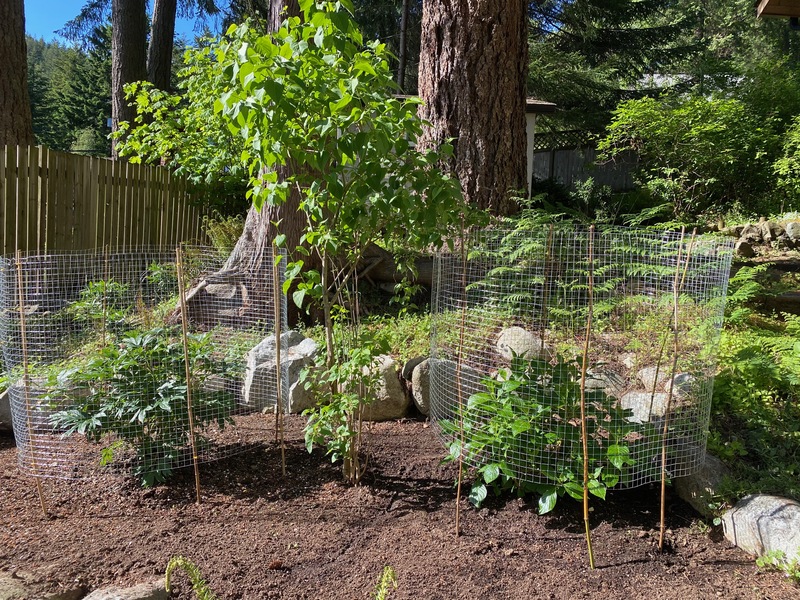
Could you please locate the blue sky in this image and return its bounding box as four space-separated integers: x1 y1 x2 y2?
24 0 209 43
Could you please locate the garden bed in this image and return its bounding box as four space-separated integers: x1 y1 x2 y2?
1 416 798 599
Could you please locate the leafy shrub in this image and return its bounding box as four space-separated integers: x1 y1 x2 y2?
303 330 389 484
440 354 649 513
65 279 131 333
202 212 245 259
49 326 238 486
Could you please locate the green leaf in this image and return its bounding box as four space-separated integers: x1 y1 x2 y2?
482 463 500 484
538 487 558 514
607 444 632 470
292 288 307 308
588 479 607 500
468 483 488 507
563 481 584 501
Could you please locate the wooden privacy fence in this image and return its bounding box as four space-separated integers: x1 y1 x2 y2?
0 145 208 254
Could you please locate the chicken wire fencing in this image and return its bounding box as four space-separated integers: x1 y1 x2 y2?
0 246 288 484
430 225 734 490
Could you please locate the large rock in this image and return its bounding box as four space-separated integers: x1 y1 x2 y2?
496 327 550 361
636 366 694 397
82 579 167 600
759 221 784 244
735 240 755 258
722 494 800 560
584 368 625 397
363 355 409 421
620 391 669 424
241 332 318 413
0 389 11 432
415 358 486 422
785 221 800 244
739 223 762 244
401 356 426 381
673 453 730 517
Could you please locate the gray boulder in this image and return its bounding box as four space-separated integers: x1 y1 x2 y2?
363 355 409 421
401 356 427 381
496 326 550 361
739 223 762 244
241 331 318 413
637 366 694 397
722 494 800 560
786 221 800 246
673 453 730 517
735 240 756 258
0 389 11 432
584 368 625 397
759 220 784 244
620 390 669 424
82 579 167 600
412 358 487 420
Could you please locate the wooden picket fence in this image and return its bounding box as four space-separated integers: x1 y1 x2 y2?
0 145 208 254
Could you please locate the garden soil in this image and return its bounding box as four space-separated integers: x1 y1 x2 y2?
1 416 798 600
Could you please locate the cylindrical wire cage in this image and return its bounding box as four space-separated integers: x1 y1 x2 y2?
430 225 734 489
0 246 287 481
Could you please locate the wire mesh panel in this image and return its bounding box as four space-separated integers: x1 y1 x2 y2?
0 246 287 482
430 225 734 489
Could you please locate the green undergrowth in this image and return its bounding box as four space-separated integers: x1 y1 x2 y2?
707 264 800 504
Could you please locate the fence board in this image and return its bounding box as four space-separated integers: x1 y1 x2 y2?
0 145 207 253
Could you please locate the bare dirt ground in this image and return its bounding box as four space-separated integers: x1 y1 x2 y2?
1 416 799 600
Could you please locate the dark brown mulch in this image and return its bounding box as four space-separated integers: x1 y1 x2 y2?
1 416 798 600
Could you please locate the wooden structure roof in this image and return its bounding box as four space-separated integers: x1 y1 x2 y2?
757 0 800 18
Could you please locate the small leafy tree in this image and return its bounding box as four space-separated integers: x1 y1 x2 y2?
215 0 471 483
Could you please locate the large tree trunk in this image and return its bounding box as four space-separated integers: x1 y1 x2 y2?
417 0 528 215
182 0 309 328
0 0 34 145
147 0 178 91
111 0 148 158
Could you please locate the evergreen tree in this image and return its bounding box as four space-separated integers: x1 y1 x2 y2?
529 0 697 132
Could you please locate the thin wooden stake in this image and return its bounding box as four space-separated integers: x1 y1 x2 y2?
15 250 47 517
454 220 469 537
101 245 110 348
658 229 697 552
176 247 202 505
579 226 596 569
272 246 286 478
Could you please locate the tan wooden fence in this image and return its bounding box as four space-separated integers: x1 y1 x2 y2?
0 145 208 254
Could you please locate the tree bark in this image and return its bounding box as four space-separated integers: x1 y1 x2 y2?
0 0 34 145
182 0 309 328
147 0 178 91
397 0 411 91
111 0 148 158
417 0 528 215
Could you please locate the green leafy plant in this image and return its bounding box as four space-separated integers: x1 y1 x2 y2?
441 353 648 514
756 550 800 584
373 565 398 600
48 326 238 486
202 212 246 259
65 279 131 332
165 556 219 600
214 1 473 484
303 329 388 484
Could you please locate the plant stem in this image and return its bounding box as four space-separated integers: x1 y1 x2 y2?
579 226 596 569
176 246 202 505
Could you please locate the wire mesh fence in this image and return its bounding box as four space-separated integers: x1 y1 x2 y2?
0 246 287 483
430 225 734 490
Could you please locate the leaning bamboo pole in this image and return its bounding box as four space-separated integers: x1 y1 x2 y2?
579 226 596 569
658 229 697 552
176 247 202 505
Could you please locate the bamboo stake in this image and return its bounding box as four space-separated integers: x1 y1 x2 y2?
454 220 469 537
579 226 596 569
272 245 286 477
15 250 47 516
101 245 110 348
176 247 202 505
658 228 697 552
